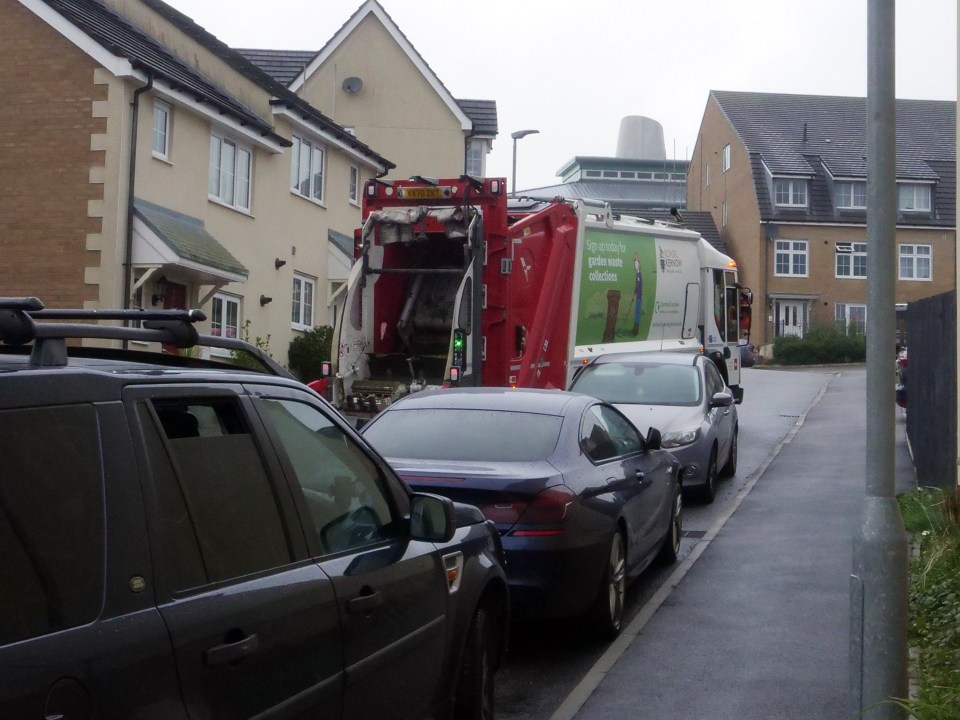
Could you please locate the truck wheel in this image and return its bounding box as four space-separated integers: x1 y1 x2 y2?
655 488 683 566
591 529 626 639
454 606 497 720
719 426 738 478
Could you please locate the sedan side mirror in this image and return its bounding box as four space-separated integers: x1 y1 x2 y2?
410 493 457 543
646 427 662 451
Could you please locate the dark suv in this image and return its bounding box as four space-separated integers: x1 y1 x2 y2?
0 298 509 720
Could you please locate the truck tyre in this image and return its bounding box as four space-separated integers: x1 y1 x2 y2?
719 426 738 478
655 488 682 566
454 606 497 720
591 529 626 639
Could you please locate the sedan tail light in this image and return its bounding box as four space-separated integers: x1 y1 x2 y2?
502 485 577 537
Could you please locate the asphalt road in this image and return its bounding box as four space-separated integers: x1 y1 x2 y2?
495 365 839 720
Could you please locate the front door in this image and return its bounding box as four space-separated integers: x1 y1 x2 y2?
777 301 805 338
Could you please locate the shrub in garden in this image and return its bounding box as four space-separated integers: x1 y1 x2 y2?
771 325 865 365
287 325 334 382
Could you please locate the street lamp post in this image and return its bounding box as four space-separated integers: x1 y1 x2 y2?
511 129 539 194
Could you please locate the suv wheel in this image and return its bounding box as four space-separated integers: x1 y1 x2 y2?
454 606 497 720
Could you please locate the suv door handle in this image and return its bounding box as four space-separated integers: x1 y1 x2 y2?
348 589 383 615
204 633 259 666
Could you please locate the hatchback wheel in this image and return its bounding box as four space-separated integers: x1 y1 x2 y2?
719 427 738 478
699 447 718 504
655 488 683 566
591 530 626 639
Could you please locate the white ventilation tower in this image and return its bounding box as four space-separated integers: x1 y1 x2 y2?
615 116 666 160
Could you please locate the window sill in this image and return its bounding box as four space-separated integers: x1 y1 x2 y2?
899 277 932 282
207 196 254 218
291 189 327 209
152 153 173 166
291 323 314 332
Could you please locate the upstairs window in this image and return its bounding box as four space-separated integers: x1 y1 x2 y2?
152 100 171 160
898 183 931 212
775 240 808 277
899 244 932 280
774 179 808 208
349 165 360 205
721 144 731 172
835 242 867 278
291 136 324 203
836 181 866 209
705 163 711 187
465 138 484 177
209 134 252 211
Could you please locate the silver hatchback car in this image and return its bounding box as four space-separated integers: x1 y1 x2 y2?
569 352 738 503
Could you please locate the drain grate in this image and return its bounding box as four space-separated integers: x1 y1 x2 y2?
682 530 707 539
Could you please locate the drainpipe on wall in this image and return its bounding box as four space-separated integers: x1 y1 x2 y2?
123 73 154 326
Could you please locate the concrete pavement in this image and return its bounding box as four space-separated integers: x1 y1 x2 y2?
555 367 916 719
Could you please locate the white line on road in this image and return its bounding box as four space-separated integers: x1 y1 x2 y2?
549 373 837 720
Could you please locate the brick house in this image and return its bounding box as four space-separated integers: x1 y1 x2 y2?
2 0 393 366
687 90 956 350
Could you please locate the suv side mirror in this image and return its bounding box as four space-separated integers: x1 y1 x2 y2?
710 391 735 408
410 493 456 543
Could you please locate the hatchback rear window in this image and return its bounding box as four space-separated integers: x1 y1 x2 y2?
364 408 562 462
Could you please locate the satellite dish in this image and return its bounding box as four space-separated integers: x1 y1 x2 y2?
342 76 363 94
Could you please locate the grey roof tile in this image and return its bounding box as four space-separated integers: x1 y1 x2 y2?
236 48 315 86
714 90 956 227
456 99 498 136
134 198 248 277
41 0 285 144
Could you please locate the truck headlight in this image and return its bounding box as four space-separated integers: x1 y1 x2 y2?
661 428 700 448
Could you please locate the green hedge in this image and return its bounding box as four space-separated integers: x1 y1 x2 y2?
772 326 866 365
287 325 334 382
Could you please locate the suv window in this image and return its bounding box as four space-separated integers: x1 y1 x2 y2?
260 398 398 555
140 397 293 591
0 405 104 644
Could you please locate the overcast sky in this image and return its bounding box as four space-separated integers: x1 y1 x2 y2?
163 0 957 190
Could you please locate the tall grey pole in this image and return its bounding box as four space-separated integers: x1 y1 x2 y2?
850 0 909 717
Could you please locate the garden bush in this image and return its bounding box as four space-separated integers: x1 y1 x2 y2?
771 326 866 365
287 325 334 382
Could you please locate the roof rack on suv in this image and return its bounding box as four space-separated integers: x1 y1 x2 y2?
0 296 291 377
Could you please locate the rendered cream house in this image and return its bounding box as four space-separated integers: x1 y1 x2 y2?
1 0 393 367
238 0 499 183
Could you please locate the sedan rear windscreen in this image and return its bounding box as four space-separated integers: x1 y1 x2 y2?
363 408 562 461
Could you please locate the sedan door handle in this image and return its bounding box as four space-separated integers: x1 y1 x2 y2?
348 589 383 615
204 633 259 666
636 470 652 488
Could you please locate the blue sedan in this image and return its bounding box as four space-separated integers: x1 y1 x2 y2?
361 387 681 638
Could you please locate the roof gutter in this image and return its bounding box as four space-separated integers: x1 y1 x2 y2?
123 73 154 334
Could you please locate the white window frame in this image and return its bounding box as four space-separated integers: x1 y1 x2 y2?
210 293 241 355
705 162 710 187
721 144 731 173
465 138 485 177
897 183 931 212
349 164 360 205
836 303 867 335
292 273 316 330
209 133 252 211
721 200 728 227
899 244 932 281
835 242 867 279
773 178 808 208
291 135 325 204
774 239 809 277
152 100 171 160
836 181 866 209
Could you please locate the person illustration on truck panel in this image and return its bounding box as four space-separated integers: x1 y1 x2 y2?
632 252 643 336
